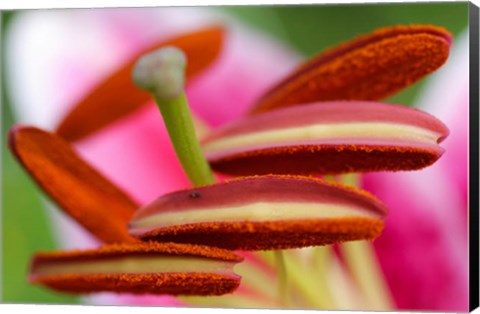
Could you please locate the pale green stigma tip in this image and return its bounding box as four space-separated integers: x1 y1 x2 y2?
132 46 187 100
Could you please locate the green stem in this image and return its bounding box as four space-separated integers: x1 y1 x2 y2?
258 250 333 309
310 246 337 307
154 93 215 186
234 257 278 302
274 251 290 307
338 173 394 310
288 253 332 308
341 240 394 310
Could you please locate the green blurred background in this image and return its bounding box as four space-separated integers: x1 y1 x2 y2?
1 2 469 304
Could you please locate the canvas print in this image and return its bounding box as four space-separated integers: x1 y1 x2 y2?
1 2 474 312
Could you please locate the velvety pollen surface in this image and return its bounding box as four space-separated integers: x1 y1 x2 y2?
129 175 387 250
201 101 449 176
56 26 224 142
137 218 385 251
30 242 243 296
251 25 451 113
8 125 138 243
208 145 444 176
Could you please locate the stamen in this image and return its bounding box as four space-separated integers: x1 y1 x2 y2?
29 241 243 296
251 25 451 113
202 101 449 176
128 175 387 250
8 126 138 244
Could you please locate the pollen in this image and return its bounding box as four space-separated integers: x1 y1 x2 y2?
251 25 451 113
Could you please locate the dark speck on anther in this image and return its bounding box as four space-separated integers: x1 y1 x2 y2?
189 192 201 199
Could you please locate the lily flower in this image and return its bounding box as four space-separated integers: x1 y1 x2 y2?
29 241 244 296
7 38 393 298
1 7 464 312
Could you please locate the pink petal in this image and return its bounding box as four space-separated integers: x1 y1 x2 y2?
363 29 469 311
